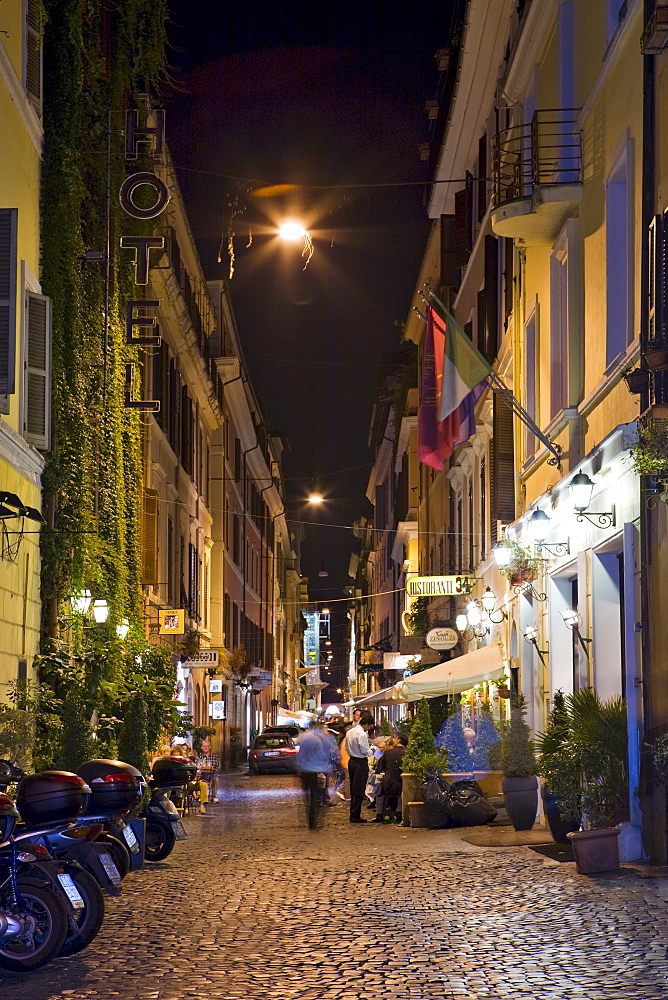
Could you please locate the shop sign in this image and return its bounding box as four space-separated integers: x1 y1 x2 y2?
158 609 185 634
425 627 459 650
249 669 272 691
406 575 475 597
181 650 219 669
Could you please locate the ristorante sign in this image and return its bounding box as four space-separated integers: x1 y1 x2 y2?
121 107 168 411
406 575 475 598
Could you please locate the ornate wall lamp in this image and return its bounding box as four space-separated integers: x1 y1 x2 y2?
480 588 508 624
523 625 549 666
570 472 616 528
526 509 570 557
561 606 592 657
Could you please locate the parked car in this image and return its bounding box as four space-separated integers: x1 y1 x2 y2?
262 725 303 750
248 734 299 775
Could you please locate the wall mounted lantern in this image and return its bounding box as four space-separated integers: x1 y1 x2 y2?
526 509 570 556
116 618 130 640
480 587 507 624
523 624 549 666
91 599 110 624
570 473 616 528
71 590 93 615
561 606 592 657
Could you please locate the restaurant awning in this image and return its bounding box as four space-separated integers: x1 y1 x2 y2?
387 643 505 702
344 686 395 707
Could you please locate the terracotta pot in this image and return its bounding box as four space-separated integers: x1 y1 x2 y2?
567 827 620 874
623 368 651 394
401 773 421 825
510 569 534 587
645 347 668 371
503 775 538 831
497 686 511 700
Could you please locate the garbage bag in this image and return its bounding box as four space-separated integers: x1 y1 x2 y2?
420 771 453 829
445 779 497 826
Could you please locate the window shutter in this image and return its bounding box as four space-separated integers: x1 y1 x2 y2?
465 170 474 252
141 489 159 585
503 238 514 322
25 0 42 113
440 214 459 289
648 215 666 344
490 396 515 541
24 291 51 450
477 134 487 222
454 189 468 267
0 210 18 396
484 235 499 361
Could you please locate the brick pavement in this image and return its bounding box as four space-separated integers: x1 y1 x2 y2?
2 772 668 1000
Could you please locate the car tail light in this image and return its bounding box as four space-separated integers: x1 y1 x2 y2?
281 747 298 754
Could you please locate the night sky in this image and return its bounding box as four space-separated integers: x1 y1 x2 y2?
166 1 455 690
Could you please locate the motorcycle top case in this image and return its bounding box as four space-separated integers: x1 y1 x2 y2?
17 771 91 826
151 757 193 788
78 759 142 816
0 791 19 841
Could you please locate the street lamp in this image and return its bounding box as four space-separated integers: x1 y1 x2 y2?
561 606 592 657
278 221 307 241
523 624 549 666
569 472 616 528
492 542 513 568
90 599 110 624
116 618 130 640
526 509 570 556
71 590 93 615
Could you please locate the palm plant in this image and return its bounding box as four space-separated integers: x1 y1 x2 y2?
568 688 628 829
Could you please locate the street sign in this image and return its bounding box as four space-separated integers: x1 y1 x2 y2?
406 575 475 597
209 679 222 693
425 626 459 650
210 700 226 720
181 650 219 669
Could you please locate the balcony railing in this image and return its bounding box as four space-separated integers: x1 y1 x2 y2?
492 109 582 210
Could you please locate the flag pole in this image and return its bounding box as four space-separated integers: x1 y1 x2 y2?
425 291 563 470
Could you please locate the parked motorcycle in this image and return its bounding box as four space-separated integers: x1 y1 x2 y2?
0 792 71 971
140 757 190 862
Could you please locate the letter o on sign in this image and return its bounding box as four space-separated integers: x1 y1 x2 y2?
119 171 170 220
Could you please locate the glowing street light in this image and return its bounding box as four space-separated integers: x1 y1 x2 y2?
278 220 307 241
307 493 324 504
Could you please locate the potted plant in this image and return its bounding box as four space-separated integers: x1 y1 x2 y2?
623 367 652 394
498 541 542 588
564 688 629 874
500 696 538 831
631 418 668 476
401 698 446 825
535 690 580 843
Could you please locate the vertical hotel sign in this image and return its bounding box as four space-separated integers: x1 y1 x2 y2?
121 107 168 411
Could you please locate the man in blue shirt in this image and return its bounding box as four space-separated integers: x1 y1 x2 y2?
298 720 340 808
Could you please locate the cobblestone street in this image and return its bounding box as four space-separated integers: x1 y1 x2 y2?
3 773 668 1000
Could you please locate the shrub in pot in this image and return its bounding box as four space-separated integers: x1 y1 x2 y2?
564 688 628 874
500 696 538 831
535 690 580 843
401 699 446 822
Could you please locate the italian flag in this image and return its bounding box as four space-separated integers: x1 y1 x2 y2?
437 307 492 423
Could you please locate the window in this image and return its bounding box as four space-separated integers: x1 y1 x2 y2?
606 0 627 41
22 290 51 450
468 478 474 571
0 210 18 409
167 517 174 604
606 141 633 364
550 241 569 416
480 456 487 562
524 306 538 456
141 489 159 585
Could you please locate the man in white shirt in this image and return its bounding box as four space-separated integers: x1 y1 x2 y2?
344 712 375 823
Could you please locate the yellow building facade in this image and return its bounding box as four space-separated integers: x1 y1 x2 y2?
0 1 48 700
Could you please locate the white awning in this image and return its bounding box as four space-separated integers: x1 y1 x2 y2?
349 686 395 706
387 643 505 702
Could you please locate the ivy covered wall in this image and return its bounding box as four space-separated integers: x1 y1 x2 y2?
29 0 175 770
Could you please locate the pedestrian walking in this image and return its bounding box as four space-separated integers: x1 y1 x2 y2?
344 712 375 823
298 720 341 827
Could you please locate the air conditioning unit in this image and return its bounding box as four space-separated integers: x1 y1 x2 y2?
424 99 439 121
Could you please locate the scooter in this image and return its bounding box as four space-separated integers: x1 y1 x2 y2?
0 792 75 971
139 757 192 862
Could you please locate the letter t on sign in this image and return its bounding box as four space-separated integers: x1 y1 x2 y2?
120 236 165 284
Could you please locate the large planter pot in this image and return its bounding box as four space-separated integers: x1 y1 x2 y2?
503 775 538 831
542 789 580 844
401 773 421 824
567 827 620 874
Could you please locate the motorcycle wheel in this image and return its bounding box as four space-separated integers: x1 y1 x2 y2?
58 867 105 957
0 881 69 972
97 835 131 880
144 819 176 862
